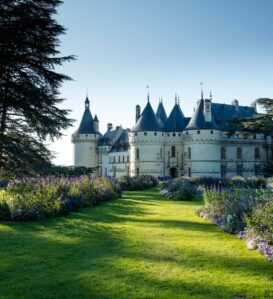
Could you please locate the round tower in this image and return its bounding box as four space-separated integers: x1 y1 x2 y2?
72 96 101 173
184 94 221 178
129 96 165 178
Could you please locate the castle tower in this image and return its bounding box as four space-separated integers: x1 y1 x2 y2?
71 96 101 173
129 95 165 177
184 93 220 177
163 96 187 177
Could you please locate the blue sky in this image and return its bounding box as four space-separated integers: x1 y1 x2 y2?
50 0 273 165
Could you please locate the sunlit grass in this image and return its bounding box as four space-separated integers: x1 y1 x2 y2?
0 188 273 298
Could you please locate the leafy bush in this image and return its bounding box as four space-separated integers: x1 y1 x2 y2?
246 190 273 243
161 177 198 201
0 176 121 221
117 175 158 191
200 188 259 233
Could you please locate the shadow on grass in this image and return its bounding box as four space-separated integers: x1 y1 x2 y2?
0 188 273 298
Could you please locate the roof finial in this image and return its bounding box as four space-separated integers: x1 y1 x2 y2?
178 96 180 106
210 90 212 101
175 93 178 105
146 85 150 103
200 82 204 100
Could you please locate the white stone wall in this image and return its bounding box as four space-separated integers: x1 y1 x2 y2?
164 132 184 177
72 133 100 174
129 131 165 177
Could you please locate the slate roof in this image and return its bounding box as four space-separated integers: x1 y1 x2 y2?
211 103 256 131
156 102 168 128
132 101 162 132
164 103 187 132
94 114 99 122
186 99 219 130
98 128 130 152
75 97 101 135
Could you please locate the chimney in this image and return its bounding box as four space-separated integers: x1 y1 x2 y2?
251 100 257 111
136 105 141 124
232 99 239 109
107 123 113 131
204 98 212 122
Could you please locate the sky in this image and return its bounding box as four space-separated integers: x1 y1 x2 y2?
49 0 273 165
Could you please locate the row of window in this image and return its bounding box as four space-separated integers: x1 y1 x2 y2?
186 165 261 178
134 132 182 137
109 155 130 164
220 147 260 160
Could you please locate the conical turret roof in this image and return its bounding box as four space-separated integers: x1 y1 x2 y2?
156 101 167 127
164 103 187 132
132 101 162 132
75 97 101 135
186 98 218 130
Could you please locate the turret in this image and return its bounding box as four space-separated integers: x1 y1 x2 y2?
93 114 99 132
71 96 101 173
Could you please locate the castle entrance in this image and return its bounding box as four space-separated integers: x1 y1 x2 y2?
170 167 178 178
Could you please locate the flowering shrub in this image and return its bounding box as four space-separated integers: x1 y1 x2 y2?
161 177 198 201
246 190 273 243
117 175 158 191
199 188 259 233
197 183 273 261
0 176 121 221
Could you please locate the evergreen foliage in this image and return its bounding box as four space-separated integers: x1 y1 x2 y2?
0 0 75 175
232 98 273 133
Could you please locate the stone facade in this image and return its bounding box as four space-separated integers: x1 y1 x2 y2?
72 94 270 178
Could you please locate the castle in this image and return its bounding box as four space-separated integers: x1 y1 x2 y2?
72 91 271 178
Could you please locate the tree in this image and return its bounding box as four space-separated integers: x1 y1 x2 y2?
0 0 75 176
232 98 273 134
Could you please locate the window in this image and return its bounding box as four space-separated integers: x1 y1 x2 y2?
154 132 157 136
109 156 111 163
221 147 226 160
118 156 120 163
113 166 116 177
255 165 261 176
181 154 184 170
135 132 137 136
104 168 107 177
237 147 242 159
186 131 189 135
99 155 102 164
221 165 226 178
237 164 243 176
144 132 147 136
173 133 176 137
188 147 191 159
113 156 116 163
171 146 176 157
136 148 140 160
188 167 191 177
253 134 256 140
127 155 129 163
255 148 260 160
211 130 214 134
122 156 125 163
197 130 200 134
167 133 170 137
136 167 139 176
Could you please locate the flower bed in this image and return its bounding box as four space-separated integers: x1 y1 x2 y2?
0 176 122 221
160 177 198 201
117 175 158 191
197 185 273 262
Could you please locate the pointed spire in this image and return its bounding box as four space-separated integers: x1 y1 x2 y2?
175 93 178 105
85 93 90 110
210 90 212 101
200 82 204 100
146 85 150 103
178 96 180 106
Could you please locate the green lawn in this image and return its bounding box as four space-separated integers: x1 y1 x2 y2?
0 188 273 299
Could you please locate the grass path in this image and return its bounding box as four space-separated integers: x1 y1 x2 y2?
0 188 273 299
